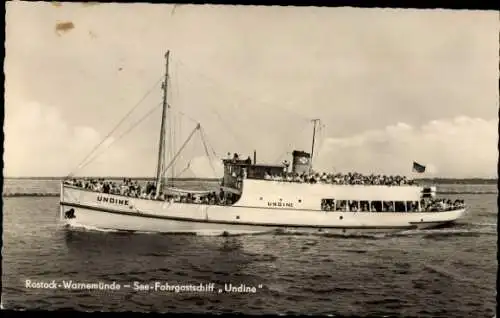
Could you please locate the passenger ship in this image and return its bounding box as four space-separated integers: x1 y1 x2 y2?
59 51 467 236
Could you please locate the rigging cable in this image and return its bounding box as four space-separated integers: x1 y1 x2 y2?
176 69 251 150
169 75 177 182
174 161 191 178
179 109 222 160
174 107 220 160
175 103 182 179
176 59 311 122
172 102 242 159
171 101 312 168
171 58 319 166
273 121 311 163
167 107 220 179
174 108 199 126
203 131 221 160
171 68 312 162
199 127 218 178
168 104 176 183
160 124 200 177
176 108 222 160
70 102 163 176
172 124 197 179
208 102 253 150
67 75 165 178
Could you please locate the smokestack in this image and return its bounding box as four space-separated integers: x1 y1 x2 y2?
292 150 311 175
253 150 256 164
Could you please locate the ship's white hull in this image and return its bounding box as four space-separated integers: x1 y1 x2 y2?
60 204 282 236
59 186 467 236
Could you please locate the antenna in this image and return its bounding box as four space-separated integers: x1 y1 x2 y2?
310 118 320 167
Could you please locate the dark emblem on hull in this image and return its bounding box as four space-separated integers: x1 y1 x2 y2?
64 208 76 219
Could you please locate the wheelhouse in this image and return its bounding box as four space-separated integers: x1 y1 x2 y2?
221 157 285 190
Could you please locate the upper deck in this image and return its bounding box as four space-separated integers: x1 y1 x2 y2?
221 152 428 186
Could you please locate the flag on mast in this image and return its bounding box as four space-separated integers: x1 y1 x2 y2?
412 161 426 173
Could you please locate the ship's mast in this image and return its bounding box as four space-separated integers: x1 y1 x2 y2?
310 118 320 168
155 50 170 196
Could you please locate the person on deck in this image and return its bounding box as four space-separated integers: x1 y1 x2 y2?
232 153 239 163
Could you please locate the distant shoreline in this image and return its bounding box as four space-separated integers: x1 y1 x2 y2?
2 176 497 184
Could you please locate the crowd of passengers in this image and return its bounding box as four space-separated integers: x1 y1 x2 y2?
64 178 465 212
264 171 417 186
63 178 239 205
321 198 465 212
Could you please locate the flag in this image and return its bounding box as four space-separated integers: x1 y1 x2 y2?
412 161 426 173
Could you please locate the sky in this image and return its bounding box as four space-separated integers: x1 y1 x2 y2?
4 3 499 178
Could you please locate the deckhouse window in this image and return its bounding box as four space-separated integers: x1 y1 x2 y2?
359 201 370 212
247 165 285 180
370 201 382 212
394 201 406 212
349 200 359 212
407 201 418 212
336 200 347 211
321 199 335 211
383 201 394 212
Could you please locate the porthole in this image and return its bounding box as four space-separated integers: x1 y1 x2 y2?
339 216 343 220
259 197 263 200
236 216 240 219
298 199 302 203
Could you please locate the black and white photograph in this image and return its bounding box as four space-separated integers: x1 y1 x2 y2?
2 2 498 316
